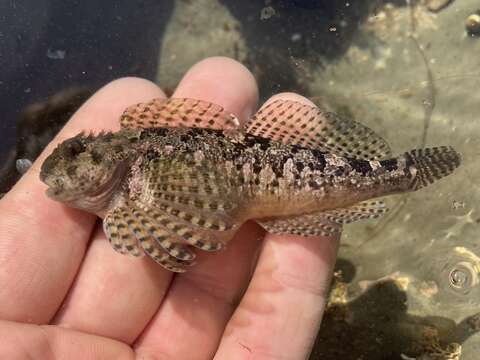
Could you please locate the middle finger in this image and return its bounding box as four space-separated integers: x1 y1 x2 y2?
135 57 260 359
52 78 171 343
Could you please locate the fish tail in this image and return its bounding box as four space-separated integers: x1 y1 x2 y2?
405 146 461 190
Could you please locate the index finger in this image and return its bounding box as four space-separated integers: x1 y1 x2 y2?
0 78 165 323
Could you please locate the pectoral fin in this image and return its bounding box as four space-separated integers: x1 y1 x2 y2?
143 156 242 232
103 204 197 273
103 207 143 257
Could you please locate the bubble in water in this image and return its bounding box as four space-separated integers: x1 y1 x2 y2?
447 261 479 294
440 247 480 296
418 245 480 305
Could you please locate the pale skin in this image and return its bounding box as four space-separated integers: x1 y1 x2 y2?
0 57 339 359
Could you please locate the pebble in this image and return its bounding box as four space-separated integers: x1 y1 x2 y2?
466 13 480 36
16 158 32 174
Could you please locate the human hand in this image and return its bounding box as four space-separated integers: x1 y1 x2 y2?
0 57 339 359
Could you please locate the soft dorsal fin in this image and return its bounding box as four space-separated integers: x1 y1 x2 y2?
120 98 241 131
245 99 391 160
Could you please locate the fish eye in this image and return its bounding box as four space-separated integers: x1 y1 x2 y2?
70 140 85 155
63 138 86 159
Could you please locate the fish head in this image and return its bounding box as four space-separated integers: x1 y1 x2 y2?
40 131 132 206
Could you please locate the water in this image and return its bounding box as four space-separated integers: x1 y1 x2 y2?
1 1 479 358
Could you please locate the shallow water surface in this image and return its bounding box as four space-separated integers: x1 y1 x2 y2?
2 1 479 358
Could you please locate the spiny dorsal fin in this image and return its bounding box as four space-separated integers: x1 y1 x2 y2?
245 99 391 160
120 98 240 132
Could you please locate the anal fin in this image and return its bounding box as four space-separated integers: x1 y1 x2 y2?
256 200 388 237
257 213 342 238
324 200 389 224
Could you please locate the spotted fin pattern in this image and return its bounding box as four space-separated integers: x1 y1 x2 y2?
405 146 461 191
103 204 199 272
103 151 244 272
103 207 143 257
257 200 388 237
120 98 240 131
257 213 342 237
143 157 240 233
133 202 225 252
130 206 197 260
323 200 389 224
245 99 391 160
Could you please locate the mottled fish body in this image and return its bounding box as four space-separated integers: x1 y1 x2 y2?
40 98 461 272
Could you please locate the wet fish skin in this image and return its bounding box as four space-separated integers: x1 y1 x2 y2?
41 126 459 228
39 98 461 272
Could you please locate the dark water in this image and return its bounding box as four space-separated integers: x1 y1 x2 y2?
0 0 172 160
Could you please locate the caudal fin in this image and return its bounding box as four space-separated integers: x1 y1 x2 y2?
406 146 461 190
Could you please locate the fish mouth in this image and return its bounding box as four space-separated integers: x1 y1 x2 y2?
44 177 116 211
45 185 88 202
43 171 111 202
45 186 66 200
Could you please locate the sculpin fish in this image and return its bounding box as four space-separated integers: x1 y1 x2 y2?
40 98 461 272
